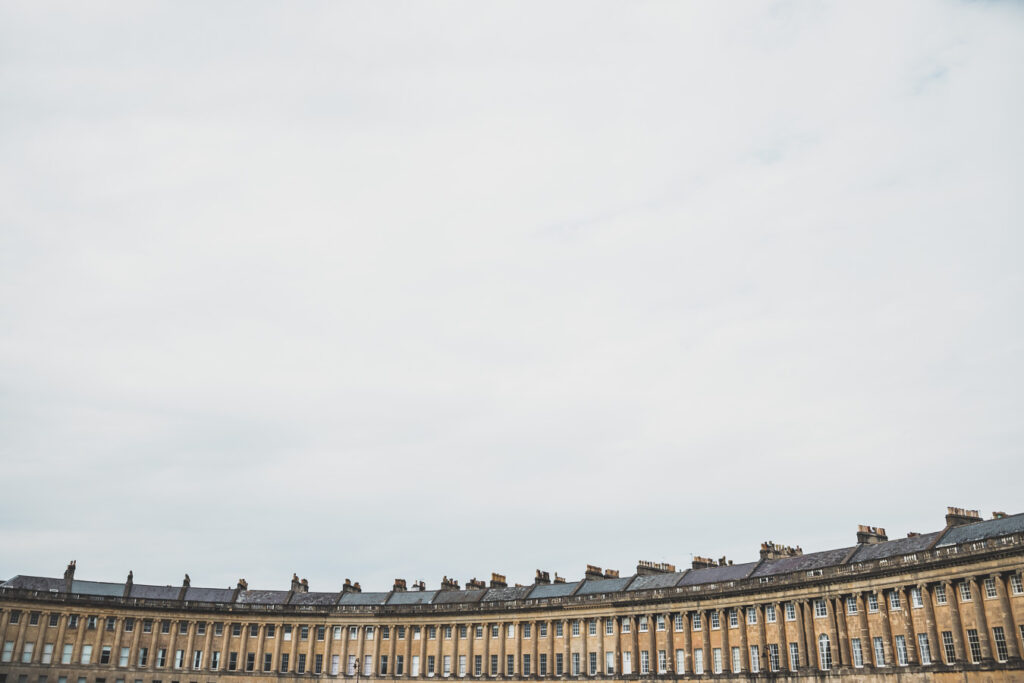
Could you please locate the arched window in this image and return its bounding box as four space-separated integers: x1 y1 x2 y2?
818 634 832 670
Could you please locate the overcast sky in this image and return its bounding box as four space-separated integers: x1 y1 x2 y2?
1 1 1022 593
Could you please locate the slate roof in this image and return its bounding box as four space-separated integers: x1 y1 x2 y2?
7 511 1021 607
936 513 1024 547
183 587 236 603
848 532 942 563
1 576 64 592
527 582 580 599
387 591 438 605
627 572 687 591
291 592 340 606
431 589 486 604
71 580 125 597
750 547 854 578
129 584 180 600
482 586 531 602
680 562 758 585
575 577 634 596
236 590 290 605
339 591 389 605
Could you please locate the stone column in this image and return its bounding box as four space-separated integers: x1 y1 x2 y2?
737 607 748 672
855 594 871 668
613 617 621 674
774 603 787 671
373 625 383 676
968 577 992 661
648 614 656 674
944 581 966 662
482 623 490 676
755 605 768 672
305 623 316 674
833 598 849 668
564 620 571 676
36 613 54 665
720 609 731 672
679 613 691 674
356 626 366 675
665 614 674 673
702 610 711 674
794 602 809 669
71 613 87 664
167 621 179 670
877 592 894 666
531 621 539 678
995 573 1021 661
199 623 212 672
341 624 351 674
219 622 231 672
444 624 452 677
54 612 69 667
919 584 940 665
899 587 918 664
823 598 839 668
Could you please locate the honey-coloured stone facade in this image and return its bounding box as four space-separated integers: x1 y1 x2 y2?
2 508 1023 682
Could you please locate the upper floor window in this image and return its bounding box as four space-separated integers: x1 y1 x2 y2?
846 597 858 614
784 603 796 621
959 582 972 602
710 612 720 630
888 592 901 610
984 577 998 599
814 599 828 618
867 594 879 612
747 608 757 625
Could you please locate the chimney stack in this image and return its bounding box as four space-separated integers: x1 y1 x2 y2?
603 568 620 579
237 578 248 591
393 579 407 592
637 561 676 575
440 576 459 591
585 565 604 581
412 580 426 591
123 570 133 599
691 556 715 570
945 507 981 527
856 525 888 544
993 511 1007 520
760 541 803 560
342 579 357 593
534 570 551 585
489 573 507 588
291 574 302 592
466 578 486 590
300 578 308 593
553 573 566 584
63 560 76 593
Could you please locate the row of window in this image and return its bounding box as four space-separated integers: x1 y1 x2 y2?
6 624 1023 673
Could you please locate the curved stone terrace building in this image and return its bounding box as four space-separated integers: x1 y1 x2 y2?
2 507 1022 682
